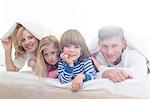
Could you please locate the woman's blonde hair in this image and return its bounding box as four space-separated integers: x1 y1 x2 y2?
12 24 40 58
12 24 26 58
60 29 91 61
35 35 60 77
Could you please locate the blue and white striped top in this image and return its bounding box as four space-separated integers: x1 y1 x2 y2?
58 58 96 84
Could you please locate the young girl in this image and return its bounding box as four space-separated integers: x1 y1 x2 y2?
58 29 96 91
35 35 60 78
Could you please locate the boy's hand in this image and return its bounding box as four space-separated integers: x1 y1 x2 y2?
60 52 74 66
72 74 85 91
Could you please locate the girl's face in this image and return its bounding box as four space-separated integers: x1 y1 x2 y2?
100 36 125 63
20 30 39 53
43 45 58 65
63 44 81 62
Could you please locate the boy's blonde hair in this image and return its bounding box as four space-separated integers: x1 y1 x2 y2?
60 29 91 61
35 35 60 77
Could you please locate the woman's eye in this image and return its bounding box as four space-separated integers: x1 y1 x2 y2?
29 36 33 39
21 39 25 42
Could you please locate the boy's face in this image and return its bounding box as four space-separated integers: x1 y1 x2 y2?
63 44 81 62
43 45 58 65
99 36 125 63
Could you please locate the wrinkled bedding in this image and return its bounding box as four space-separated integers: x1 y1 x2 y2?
0 71 149 99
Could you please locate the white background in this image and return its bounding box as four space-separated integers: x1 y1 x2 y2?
0 0 150 65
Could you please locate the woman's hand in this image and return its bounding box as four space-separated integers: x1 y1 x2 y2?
28 59 36 69
2 37 13 52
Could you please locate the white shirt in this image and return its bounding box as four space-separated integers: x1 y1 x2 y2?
13 52 35 72
95 47 148 78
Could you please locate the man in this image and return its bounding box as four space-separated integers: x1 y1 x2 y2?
91 25 148 83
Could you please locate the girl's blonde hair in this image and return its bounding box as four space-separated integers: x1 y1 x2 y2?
60 29 91 61
35 35 60 77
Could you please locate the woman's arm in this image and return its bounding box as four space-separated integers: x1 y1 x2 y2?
2 38 19 71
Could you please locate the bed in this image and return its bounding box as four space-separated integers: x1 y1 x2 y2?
0 71 149 99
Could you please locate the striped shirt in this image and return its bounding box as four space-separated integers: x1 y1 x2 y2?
58 58 96 84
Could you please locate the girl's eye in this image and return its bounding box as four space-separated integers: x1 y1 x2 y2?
44 53 48 56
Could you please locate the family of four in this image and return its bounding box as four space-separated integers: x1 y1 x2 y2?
1 21 149 91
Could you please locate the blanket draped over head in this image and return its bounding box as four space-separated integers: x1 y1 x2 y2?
1 21 54 41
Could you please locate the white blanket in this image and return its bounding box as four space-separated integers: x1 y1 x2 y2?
0 71 150 98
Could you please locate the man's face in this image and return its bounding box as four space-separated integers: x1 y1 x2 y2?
100 36 125 63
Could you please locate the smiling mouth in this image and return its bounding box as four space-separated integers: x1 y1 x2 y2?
107 56 114 59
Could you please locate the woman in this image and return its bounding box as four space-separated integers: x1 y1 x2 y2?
1 21 51 72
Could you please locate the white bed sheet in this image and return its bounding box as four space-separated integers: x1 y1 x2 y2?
0 71 150 98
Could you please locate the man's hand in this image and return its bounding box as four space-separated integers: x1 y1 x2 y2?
102 69 133 83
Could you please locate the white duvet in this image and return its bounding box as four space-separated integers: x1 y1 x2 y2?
0 71 150 98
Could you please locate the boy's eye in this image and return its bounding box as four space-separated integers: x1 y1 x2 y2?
65 44 70 47
75 45 81 48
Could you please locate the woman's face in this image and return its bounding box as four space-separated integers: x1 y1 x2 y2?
20 30 39 53
100 36 125 63
43 45 58 65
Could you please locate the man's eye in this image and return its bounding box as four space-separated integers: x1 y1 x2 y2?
112 45 117 48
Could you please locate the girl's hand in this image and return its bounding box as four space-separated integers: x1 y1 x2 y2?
48 70 58 78
2 37 13 52
72 74 85 91
60 52 74 66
